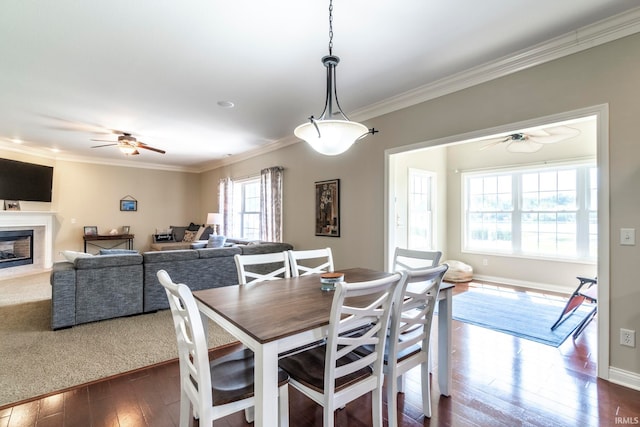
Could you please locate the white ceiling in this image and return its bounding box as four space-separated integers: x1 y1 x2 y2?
0 1 638 171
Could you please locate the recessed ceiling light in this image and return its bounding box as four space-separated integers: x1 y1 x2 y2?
10 139 23 144
217 101 235 109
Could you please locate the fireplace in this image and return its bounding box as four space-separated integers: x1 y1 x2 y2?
0 229 34 269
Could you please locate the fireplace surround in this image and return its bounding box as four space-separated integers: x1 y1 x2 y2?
0 211 55 278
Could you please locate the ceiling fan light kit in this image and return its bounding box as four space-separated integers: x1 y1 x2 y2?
294 0 377 156
90 132 166 156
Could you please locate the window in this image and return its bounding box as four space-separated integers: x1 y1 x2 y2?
463 162 596 261
220 167 284 242
232 178 260 240
408 169 435 250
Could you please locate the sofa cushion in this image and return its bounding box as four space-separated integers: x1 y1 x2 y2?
143 249 199 263
74 254 143 269
197 246 242 259
62 250 93 263
99 249 139 255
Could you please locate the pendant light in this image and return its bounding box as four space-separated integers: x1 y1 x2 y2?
294 0 377 156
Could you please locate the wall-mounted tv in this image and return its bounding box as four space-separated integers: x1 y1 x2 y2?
0 158 54 202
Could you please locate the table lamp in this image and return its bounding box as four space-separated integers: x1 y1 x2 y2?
206 213 223 236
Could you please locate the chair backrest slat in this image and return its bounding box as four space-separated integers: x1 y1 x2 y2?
288 248 334 277
393 248 442 271
234 251 291 284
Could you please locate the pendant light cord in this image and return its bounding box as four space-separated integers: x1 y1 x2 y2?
328 0 334 56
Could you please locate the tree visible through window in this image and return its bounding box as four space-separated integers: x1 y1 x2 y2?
463 162 596 260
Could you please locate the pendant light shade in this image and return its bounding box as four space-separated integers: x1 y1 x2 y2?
294 119 369 156
295 0 376 156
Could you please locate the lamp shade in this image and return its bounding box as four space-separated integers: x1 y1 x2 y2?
294 119 369 156
206 213 222 225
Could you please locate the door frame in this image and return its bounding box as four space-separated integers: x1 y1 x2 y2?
384 104 610 379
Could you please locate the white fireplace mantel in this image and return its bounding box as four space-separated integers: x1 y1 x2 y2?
0 211 56 269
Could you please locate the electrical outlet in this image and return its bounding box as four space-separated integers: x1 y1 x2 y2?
620 328 636 347
482 258 488 266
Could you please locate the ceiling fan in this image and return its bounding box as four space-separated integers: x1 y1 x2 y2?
91 133 166 155
480 126 580 153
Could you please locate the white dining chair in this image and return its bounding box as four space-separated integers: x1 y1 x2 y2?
385 264 448 426
288 248 334 277
393 247 442 271
234 251 290 284
157 269 290 426
278 273 403 427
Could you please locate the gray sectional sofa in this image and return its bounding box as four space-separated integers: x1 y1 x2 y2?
50 240 293 330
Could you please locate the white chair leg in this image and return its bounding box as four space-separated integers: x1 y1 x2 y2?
324 404 335 427
387 375 400 427
279 383 289 427
397 373 406 393
244 406 255 423
179 393 192 427
372 386 384 427
421 361 432 418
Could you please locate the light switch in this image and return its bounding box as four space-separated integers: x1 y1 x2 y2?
620 228 635 246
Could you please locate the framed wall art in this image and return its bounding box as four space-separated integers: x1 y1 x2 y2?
315 179 340 237
120 195 137 212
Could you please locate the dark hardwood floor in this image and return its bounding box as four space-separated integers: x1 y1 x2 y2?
2 282 639 427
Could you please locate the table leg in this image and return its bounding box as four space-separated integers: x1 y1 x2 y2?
253 341 280 427
437 286 452 396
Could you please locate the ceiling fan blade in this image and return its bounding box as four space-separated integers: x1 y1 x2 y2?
480 137 508 151
506 140 543 153
527 126 581 144
136 142 166 154
90 139 117 142
91 143 118 148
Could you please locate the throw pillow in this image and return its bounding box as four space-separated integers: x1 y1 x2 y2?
193 226 206 241
207 235 226 248
62 250 93 262
182 230 197 242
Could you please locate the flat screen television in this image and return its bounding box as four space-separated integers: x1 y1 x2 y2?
0 158 54 202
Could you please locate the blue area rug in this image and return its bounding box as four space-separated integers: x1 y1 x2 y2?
451 288 596 347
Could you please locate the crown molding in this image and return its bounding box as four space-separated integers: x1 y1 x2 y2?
350 6 640 122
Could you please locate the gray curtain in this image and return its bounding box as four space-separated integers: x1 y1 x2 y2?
260 166 284 242
218 177 233 237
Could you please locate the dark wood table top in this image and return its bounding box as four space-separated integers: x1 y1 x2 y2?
193 267 391 344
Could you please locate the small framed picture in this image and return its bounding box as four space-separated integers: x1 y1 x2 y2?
84 226 98 236
120 199 137 211
3 200 20 211
122 226 130 234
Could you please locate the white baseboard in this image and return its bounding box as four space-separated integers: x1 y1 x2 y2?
608 367 640 392
471 274 572 295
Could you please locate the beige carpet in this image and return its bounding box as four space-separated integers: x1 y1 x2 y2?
0 272 236 407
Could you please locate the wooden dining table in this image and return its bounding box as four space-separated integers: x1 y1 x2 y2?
193 267 454 427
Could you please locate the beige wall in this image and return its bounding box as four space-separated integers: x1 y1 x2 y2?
203 34 640 377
